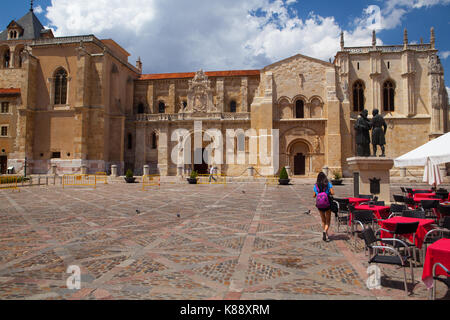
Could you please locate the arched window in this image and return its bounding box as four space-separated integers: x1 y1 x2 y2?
137 103 144 114
158 101 165 114
54 68 68 105
3 48 10 68
383 80 395 112
230 100 237 113
295 100 304 119
353 81 365 112
17 49 23 68
152 132 157 149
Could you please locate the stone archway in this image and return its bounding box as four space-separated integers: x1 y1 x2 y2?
287 140 312 176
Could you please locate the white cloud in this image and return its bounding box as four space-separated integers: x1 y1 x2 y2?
378 0 450 30
440 51 450 59
42 0 447 73
34 5 43 14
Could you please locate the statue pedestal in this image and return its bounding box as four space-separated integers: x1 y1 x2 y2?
347 157 394 203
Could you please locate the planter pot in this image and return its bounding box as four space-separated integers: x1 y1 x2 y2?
124 177 136 183
331 179 343 185
187 178 198 184
279 179 290 185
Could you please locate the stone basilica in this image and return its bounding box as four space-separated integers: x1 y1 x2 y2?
0 8 448 177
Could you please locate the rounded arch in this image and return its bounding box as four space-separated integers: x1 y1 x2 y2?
286 138 313 156
1 46 11 68
292 94 308 103
287 139 312 176
309 95 324 118
229 100 237 113
158 101 166 114
14 44 24 68
308 95 324 105
278 96 292 120
277 96 292 105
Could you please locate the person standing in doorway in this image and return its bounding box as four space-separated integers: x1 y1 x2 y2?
313 172 335 242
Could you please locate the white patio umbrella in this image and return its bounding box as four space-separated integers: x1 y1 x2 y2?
394 132 450 186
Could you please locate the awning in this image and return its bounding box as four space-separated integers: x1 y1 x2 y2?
0 88 21 96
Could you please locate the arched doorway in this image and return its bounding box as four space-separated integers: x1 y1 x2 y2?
288 140 310 176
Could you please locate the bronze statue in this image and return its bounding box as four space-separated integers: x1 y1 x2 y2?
354 109 371 157
371 109 387 157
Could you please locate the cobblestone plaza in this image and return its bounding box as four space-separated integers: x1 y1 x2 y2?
0 180 448 300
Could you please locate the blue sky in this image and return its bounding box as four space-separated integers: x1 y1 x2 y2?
1 0 449 91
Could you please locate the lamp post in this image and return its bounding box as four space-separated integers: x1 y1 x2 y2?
24 157 27 177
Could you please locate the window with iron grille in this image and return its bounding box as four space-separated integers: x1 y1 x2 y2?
1 102 9 113
1 126 8 137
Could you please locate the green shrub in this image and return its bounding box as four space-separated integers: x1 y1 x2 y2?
332 170 342 180
190 170 198 179
125 169 134 178
279 167 289 180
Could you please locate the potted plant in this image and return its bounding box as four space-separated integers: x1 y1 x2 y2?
187 170 198 184
124 169 136 183
331 170 343 185
278 167 290 185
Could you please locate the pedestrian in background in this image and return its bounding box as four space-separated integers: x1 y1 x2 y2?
313 172 334 242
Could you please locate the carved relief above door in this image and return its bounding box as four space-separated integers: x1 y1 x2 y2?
184 70 218 114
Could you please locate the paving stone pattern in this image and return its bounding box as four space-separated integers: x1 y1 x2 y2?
0 181 448 300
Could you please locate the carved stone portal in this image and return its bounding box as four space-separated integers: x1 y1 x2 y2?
184 70 218 114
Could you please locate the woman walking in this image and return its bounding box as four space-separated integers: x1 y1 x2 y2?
313 172 334 242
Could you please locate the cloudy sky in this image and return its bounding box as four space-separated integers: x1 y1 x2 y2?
1 0 449 94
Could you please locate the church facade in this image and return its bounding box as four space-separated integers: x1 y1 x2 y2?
0 9 448 177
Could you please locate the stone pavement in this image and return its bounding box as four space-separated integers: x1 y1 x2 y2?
0 181 449 300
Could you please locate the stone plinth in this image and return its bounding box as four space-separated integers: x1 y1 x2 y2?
143 165 150 176
347 157 394 203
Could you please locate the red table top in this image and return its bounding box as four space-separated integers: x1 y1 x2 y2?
380 217 435 249
422 239 450 289
346 197 370 204
350 204 391 226
414 193 437 200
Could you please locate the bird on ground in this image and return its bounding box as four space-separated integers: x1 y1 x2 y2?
136 209 141 215
304 210 311 215
177 213 181 218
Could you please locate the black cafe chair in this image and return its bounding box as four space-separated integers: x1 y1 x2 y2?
431 263 450 300
378 222 420 265
388 204 407 219
361 227 415 296
393 194 406 204
402 210 426 219
333 198 350 234
420 199 440 221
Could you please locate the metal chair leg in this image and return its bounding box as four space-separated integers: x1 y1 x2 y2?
403 267 408 295
433 279 436 300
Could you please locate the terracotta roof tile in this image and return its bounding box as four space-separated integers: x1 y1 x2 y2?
0 88 21 95
139 70 260 80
